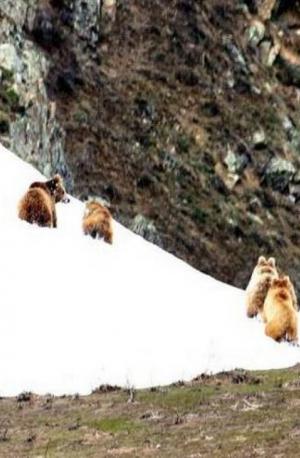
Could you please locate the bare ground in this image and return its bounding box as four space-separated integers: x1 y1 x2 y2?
1 365 300 457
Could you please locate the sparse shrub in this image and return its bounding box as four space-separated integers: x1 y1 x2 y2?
177 134 190 154
73 110 88 124
4 87 20 108
16 391 32 403
192 207 208 224
0 111 9 134
0 67 13 82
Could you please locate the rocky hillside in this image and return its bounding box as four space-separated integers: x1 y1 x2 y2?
2 0 300 291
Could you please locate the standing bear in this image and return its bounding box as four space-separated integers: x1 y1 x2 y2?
82 201 113 244
263 276 298 343
18 174 70 228
245 256 279 318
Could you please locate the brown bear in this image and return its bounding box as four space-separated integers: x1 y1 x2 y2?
245 256 278 318
18 174 70 228
82 201 113 244
263 276 298 343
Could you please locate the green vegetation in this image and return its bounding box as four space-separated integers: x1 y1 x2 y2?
0 367 299 456
4 87 19 108
88 417 140 433
0 67 14 82
73 110 88 124
192 207 208 224
177 134 191 154
139 385 216 412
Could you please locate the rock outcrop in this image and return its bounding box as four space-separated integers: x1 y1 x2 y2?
0 1 73 187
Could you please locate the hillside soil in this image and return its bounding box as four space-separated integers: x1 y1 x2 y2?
37 0 300 293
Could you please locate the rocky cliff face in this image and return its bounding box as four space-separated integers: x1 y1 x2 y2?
2 0 300 293
0 1 72 187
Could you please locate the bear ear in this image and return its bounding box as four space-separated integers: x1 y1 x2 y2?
268 257 276 267
283 275 290 282
258 256 266 265
53 174 62 183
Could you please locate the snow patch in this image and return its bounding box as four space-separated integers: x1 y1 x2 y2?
0 143 299 396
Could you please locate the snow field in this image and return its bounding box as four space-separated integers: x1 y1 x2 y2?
0 144 299 396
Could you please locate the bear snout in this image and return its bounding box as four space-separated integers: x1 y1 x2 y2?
62 195 70 203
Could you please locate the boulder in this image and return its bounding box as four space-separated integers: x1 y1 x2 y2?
265 158 296 192
130 215 162 247
0 44 21 73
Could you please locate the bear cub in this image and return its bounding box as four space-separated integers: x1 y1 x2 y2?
263 276 298 343
18 174 70 228
82 201 113 244
245 256 278 318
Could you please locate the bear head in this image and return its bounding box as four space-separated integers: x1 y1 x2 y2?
85 201 101 213
46 174 70 203
255 256 277 276
271 275 290 289
246 256 278 291
257 256 275 267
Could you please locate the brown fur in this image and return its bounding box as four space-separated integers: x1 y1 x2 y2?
82 201 113 244
288 278 298 312
245 256 279 318
18 174 69 228
263 276 298 343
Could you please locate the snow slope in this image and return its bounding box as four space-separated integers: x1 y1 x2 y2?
0 144 299 396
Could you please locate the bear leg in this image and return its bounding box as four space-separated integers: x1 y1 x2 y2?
286 322 298 344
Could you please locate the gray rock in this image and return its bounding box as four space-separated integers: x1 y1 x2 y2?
130 215 162 247
288 128 300 152
247 212 264 226
281 116 300 151
247 20 265 46
223 36 247 70
282 116 293 131
0 0 31 27
259 41 280 67
224 173 240 191
73 0 100 45
248 197 261 212
252 130 266 146
265 158 296 192
293 171 300 184
289 184 300 202
0 44 21 73
224 148 249 174
224 148 238 174
0 3 73 190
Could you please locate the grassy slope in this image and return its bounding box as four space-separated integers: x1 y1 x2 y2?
1 365 300 457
